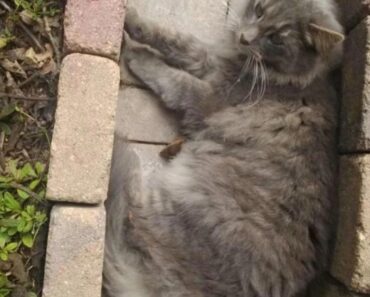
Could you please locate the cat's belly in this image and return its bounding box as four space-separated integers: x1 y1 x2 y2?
134 126 333 297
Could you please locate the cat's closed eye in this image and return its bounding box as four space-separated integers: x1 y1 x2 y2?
268 33 284 46
255 3 264 19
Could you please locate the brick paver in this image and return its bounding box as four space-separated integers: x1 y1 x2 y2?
336 0 365 31
43 205 106 297
340 17 370 153
116 87 178 143
47 54 119 204
64 0 126 61
331 155 370 294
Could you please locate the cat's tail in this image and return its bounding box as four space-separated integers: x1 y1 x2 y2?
102 136 152 297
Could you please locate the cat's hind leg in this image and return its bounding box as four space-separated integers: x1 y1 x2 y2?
124 8 216 78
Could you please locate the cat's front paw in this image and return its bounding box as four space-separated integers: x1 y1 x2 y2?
123 46 139 69
124 7 147 42
124 46 150 75
124 33 146 64
124 46 163 83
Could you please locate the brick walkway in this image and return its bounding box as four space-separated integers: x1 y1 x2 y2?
42 1 125 296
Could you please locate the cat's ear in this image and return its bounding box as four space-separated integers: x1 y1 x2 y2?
308 23 345 56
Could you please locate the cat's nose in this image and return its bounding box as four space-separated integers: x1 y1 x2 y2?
240 34 250 46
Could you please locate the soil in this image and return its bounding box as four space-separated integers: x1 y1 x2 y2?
0 1 64 296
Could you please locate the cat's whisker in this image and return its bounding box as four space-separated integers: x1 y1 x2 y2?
242 55 253 81
227 54 252 97
248 47 262 62
225 20 240 31
246 46 267 103
225 18 239 27
209 15 239 33
252 60 260 100
254 61 265 103
258 61 264 91
248 64 265 107
257 60 267 100
224 18 240 30
252 54 260 92
224 22 239 32
243 55 259 102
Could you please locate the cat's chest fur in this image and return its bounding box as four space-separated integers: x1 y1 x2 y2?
201 77 337 149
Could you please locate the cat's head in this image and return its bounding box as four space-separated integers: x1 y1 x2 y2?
228 0 344 86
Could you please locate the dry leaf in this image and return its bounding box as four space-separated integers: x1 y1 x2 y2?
0 37 10 49
24 47 39 65
33 18 46 35
40 58 56 75
5 48 27 61
19 10 35 25
0 73 6 92
0 59 27 78
160 137 186 160
24 45 53 69
5 71 24 95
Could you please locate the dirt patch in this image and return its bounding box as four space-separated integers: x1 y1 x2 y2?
0 0 64 296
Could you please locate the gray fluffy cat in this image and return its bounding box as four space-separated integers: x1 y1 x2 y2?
103 0 344 296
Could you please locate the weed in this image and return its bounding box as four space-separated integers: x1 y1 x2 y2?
0 29 14 49
13 0 60 18
0 160 47 260
0 273 11 297
0 159 47 297
0 104 48 297
0 1 62 295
